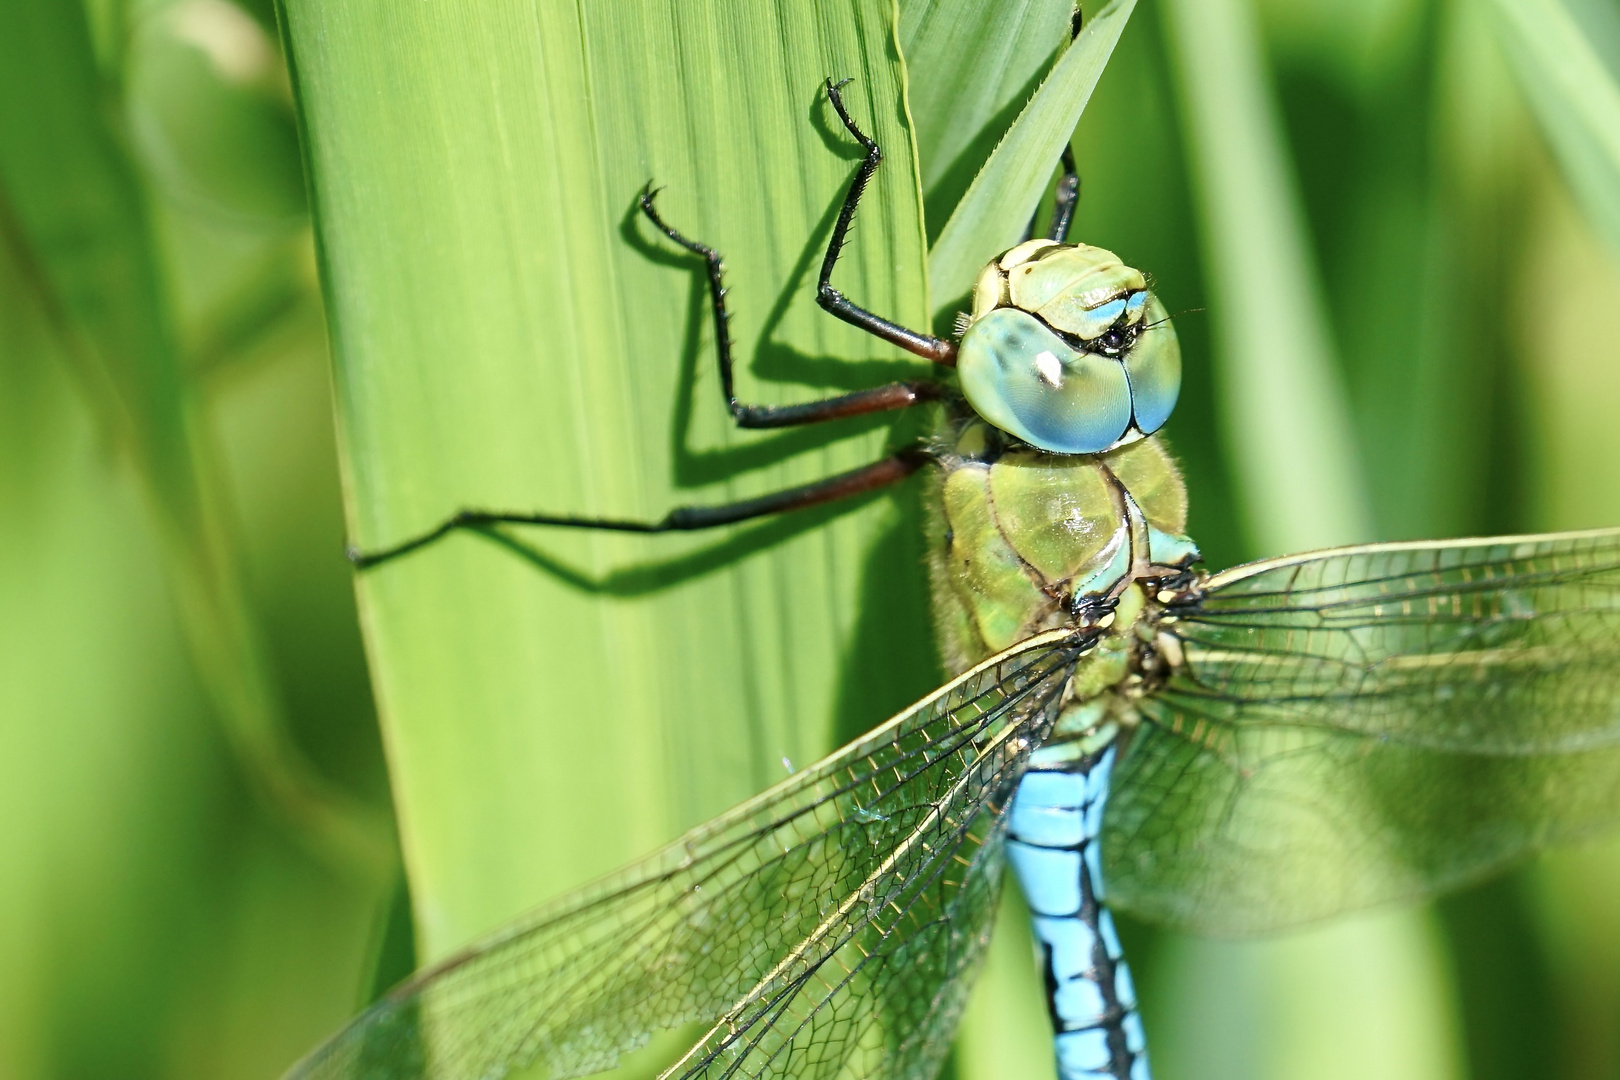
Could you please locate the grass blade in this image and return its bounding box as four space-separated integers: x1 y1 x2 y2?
927 0 1136 317
899 0 1073 241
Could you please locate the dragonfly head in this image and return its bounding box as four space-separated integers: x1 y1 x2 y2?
956 240 1181 455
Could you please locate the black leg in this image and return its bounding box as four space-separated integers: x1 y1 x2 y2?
352 79 961 571
1042 9 1084 242
817 80 958 366
1021 144 1081 244
1047 145 1080 243
349 446 932 570
639 186 942 428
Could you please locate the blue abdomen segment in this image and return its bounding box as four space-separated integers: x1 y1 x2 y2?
1006 747 1149 1080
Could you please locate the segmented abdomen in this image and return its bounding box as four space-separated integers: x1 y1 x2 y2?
1006 746 1149 1080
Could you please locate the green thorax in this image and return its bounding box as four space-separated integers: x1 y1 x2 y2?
927 418 1198 675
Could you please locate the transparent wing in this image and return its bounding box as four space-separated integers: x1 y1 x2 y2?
1106 528 1620 935
285 631 1080 1080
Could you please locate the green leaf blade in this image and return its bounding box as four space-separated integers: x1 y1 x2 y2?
281 0 939 956
927 0 1136 316
900 0 1073 241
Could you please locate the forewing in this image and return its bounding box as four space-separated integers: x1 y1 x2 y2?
1105 529 1620 935
1163 528 1620 752
285 631 1079 1080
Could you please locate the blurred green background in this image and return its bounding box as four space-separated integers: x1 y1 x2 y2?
3 0 1620 1079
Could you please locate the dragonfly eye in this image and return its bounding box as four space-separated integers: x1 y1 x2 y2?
1125 293 1181 435
958 245 1183 453
1097 327 1128 354
958 308 1132 454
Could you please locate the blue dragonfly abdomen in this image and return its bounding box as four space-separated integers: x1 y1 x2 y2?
1008 751 1148 1080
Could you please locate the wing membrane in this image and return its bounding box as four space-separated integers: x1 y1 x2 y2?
1107 529 1620 935
285 631 1080 1080
1170 528 1620 752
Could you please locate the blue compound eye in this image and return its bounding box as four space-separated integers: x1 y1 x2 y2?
957 308 1132 455
1124 294 1181 435
960 241 1184 454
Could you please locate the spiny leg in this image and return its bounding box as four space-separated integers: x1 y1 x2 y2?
353 80 955 571
349 446 933 570
1047 145 1080 243
1022 144 1081 244
817 79 959 365
639 185 943 427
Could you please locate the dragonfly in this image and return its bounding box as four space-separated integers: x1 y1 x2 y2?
292 79 1620 1080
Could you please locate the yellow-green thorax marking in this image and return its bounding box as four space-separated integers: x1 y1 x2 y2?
928 421 1196 674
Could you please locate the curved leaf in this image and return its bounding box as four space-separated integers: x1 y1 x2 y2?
927 0 1136 315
